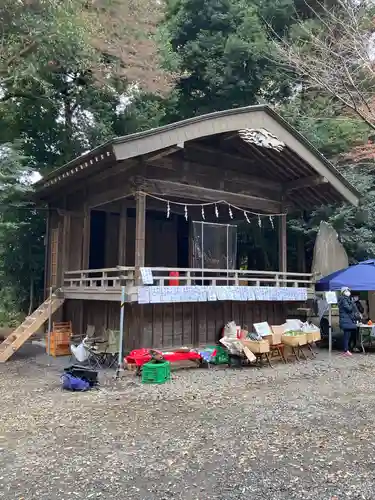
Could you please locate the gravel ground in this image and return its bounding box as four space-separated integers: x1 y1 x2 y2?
1 345 375 500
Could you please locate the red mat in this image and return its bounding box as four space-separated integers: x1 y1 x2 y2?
125 348 202 367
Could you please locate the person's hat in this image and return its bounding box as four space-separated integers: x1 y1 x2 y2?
341 286 350 294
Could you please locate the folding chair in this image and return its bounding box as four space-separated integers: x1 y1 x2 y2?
102 329 120 368
83 338 108 369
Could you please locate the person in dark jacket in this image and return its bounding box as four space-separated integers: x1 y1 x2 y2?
338 286 361 356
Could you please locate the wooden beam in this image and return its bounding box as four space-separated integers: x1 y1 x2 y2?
284 176 328 192
87 184 134 209
118 202 127 265
142 144 184 163
140 178 282 213
185 143 256 167
43 207 50 299
86 159 138 188
148 157 282 195
279 213 287 274
135 192 146 283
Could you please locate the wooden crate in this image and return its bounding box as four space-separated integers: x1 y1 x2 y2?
306 330 321 343
46 321 72 357
48 342 71 357
241 339 270 354
281 333 307 347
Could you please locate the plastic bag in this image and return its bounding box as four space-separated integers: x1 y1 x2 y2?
70 342 89 363
301 322 320 333
223 321 238 339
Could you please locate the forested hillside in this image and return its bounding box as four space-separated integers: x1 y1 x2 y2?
0 0 373 317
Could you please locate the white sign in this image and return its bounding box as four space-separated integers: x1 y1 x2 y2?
137 285 308 304
138 287 150 304
140 268 153 285
254 322 272 337
149 286 162 303
325 291 338 305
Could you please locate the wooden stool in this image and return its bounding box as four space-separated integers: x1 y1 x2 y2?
290 345 307 361
269 343 287 364
305 343 316 358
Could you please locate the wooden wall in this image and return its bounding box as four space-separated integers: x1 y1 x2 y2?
69 214 84 270
116 210 177 268
105 213 120 267
64 299 292 352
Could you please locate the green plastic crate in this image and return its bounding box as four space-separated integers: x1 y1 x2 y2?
141 361 171 384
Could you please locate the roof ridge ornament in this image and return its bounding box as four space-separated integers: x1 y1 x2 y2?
239 128 285 152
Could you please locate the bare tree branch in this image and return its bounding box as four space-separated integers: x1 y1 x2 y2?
265 0 375 131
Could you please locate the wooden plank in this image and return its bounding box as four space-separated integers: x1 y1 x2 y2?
140 178 282 213
0 295 64 362
143 145 183 162
87 183 133 209
68 214 84 270
284 175 327 192
147 157 282 197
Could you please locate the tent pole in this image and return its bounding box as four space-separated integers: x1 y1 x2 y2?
328 304 332 361
116 286 126 379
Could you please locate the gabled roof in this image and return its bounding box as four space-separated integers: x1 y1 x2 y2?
35 104 360 207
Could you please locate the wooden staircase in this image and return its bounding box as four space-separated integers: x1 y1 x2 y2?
0 292 65 362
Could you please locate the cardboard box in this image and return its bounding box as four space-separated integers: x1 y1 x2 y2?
270 325 285 345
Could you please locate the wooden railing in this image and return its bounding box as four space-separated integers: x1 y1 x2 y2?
148 267 313 288
64 266 314 290
64 267 135 289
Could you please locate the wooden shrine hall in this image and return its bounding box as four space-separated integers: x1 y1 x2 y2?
14 105 362 355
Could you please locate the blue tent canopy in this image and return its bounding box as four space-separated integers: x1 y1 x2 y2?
315 260 375 291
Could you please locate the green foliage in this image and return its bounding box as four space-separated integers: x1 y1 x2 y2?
0 0 101 90
282 95 375 264
0 0 141 316
289 166 375 264
280 95 371 157
0 0 129 170
161 0 294 119
0 144 45 313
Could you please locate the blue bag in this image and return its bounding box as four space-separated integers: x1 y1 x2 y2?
61 373 90 391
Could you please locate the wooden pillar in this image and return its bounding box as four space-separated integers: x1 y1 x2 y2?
44 207 50 299
135 192 146 282
82 204 90 269
279 213 287 274
118 202 127 266
61 213 71 285
297 233 306 273
105 212 111 268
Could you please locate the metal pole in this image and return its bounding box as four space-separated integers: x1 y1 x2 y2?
47 286 53 356
116 286 126 377
226 224 229 285
201 222 204 282
328 304 332 361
